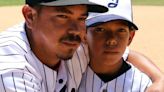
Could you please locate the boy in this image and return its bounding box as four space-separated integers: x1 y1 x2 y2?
78 0 152 91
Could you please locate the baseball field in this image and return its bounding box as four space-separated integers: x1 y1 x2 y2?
0 2 164 72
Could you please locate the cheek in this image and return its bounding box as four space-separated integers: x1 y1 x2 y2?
118 37 129 49
87 38 103 54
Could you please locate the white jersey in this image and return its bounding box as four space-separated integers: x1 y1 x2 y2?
78 62 152 92
0 23 89 92
0 23 132 92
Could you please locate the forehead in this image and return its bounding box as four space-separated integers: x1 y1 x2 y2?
40 5 88 15
96 20 129 27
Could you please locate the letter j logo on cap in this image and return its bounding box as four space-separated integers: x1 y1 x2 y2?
108 0 119 8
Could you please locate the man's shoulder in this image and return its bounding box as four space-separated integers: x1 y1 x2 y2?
0 23 30 53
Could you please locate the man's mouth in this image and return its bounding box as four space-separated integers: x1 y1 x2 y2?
62 41 80 47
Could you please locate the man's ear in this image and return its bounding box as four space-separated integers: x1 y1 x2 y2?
128 31 135 46
22 5 36 30
82 34 88 45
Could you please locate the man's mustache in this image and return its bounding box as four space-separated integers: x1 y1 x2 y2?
60 34 81 43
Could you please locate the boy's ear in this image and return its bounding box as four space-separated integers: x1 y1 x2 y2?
22 5 36 30
128 31 135 45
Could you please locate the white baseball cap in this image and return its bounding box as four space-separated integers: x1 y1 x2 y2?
86 0 138 30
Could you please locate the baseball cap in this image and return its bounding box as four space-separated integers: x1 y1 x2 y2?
86 0 138 30
25 0 108 13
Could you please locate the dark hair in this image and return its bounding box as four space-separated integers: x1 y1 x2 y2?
127 22 135 31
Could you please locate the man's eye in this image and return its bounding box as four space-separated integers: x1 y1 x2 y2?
94 28 105 33
57 15 68 19
78 17 87 21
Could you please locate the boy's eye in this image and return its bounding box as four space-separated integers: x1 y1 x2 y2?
117 28 127 32
94 28 105 33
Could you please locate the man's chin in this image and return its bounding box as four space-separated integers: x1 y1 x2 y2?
58 55 73 60
57 48 75 60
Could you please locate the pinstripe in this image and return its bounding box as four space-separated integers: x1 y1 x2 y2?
0 68 24 72
131 68 135 92
12 72 17 92
23 77 28 92
106 82 109 91
65 62 72 78
143 79 151 92
25 66 32 74
122 71 126 92
0 75 6 92
30 77 35 90
0 61 25 63
114 78 117 92
71 59 77 87
0 54 21 56
0 45 9 48
100 80 103 90
92 74 95 92
139 74 143 91
0 40 27 53
64 63 69 92
81 44 89 64
0 36 29 46
43 65 49 92
76 51 83 74
146 79 151 88
85 66 89 92
22 73 27 92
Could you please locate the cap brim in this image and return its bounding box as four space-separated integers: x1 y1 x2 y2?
40 0 108 13
87 4 108 13
87 14 138 30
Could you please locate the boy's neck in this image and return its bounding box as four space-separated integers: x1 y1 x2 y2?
90 58 131 82
89 58 124 75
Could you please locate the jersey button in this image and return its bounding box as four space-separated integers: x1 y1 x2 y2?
59 79 63 84
102 89 107 92
71 88 75 92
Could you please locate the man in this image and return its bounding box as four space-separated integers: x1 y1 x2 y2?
0 0 108 92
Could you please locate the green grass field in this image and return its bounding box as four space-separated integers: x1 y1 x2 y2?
133 0 164 6
0 0 164 6
0 0 24 6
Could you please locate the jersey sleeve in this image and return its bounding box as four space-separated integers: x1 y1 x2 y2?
0 32 42 92
0 70 42 92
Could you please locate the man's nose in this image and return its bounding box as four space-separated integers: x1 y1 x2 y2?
68 21 84 35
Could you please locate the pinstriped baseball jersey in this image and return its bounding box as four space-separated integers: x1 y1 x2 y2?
0 23 131 92
78 62 152 92
0 23 89 92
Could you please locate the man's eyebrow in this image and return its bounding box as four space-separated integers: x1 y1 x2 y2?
81 12 88 17
54 7 72 14
54 6 88 17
